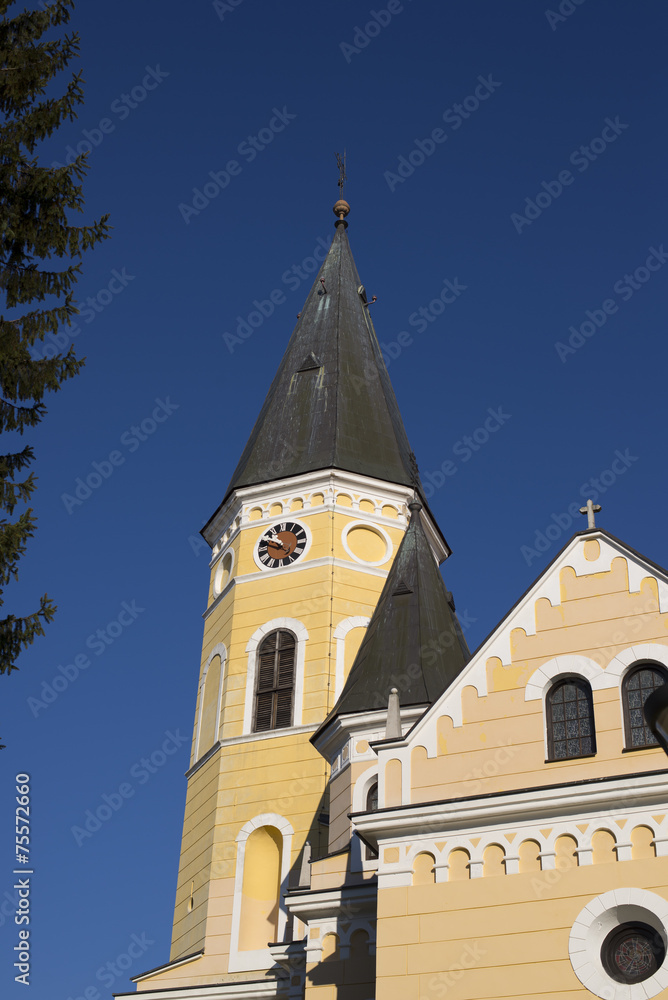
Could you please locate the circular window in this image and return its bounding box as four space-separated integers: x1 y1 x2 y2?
342 521 392 566
569 889 668 999
602 923 666 984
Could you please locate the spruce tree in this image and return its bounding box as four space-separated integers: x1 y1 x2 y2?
0 0 110 678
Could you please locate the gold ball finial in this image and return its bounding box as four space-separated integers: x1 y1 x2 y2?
333 199 350 228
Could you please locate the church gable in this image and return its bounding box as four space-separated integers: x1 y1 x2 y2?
381 529 668 806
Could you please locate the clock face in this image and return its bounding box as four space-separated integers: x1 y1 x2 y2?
256 521 308 569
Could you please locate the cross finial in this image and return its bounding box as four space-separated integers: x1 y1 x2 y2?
335 150 346 196
580 498 602 528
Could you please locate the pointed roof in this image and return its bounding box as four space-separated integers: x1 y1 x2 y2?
317 502 470 734
223 217 422 501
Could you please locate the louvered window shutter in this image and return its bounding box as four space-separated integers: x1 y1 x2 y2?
253 630 296 732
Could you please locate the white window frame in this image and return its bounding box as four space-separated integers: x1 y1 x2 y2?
193 643 227 762
243 619 309 734
333 616 370 701
228 813 294 973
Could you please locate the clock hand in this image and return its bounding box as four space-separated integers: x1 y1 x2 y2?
262 532 288 551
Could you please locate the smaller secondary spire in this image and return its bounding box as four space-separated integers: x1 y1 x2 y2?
385 688 401 739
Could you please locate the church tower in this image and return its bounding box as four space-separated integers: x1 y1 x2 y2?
129 200 454 995
121 198 668 1000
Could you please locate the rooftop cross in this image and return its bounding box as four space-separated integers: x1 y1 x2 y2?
580 498 602 528
335 150 346 196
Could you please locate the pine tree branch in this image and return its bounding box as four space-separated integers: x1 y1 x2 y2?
0 0 109 690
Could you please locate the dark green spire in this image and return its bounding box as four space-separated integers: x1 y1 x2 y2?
224 215 422 501
322 502 470 724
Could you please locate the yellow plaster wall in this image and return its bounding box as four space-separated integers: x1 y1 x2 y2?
306 927 375 1000
140 497 409 990
328 760 377 854
376 858 668 1000
411 554 668 804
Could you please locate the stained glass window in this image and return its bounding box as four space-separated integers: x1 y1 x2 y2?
253 630 295 732
546 678 596 760
602 922 666 983
623 664 668 749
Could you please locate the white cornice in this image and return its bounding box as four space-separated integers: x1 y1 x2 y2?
201 469 450 565
202 556 391 621
285 882 377 921
185 724 319 778
352 771 668 847
312 706 427 764
117 980 283 1000
131 950 204 983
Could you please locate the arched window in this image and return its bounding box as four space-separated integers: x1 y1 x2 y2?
365 781 378 860
253 630 295 732
622 663 668 749
546 677 596 760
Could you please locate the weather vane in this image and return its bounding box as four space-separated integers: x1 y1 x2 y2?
335 150 346 197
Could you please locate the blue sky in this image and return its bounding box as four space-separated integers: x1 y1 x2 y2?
2 0 668 997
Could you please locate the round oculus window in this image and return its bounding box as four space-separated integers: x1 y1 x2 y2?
602 922 666 984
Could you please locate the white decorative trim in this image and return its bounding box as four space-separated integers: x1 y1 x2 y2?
251 518 312 573
354 772 668 846
333 616 370 700
395 531 668 755
469 858 484 879
341 520 393 567
569 888 668 999
228 813 294 974
119 981 284 1000
525 655 612 702
523 658 599 760
203 556 392 620
213 547 236 597
202 469 449 561
131 949 204 982
605 644 668 683
193 643 227 762
352 765 379 814
606 645 668 747
243 619 309 733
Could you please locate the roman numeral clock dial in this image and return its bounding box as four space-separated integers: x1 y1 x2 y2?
256 521 308 569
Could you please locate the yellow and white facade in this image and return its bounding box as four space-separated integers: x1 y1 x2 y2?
352 530 668 1000
124 206 668 1000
